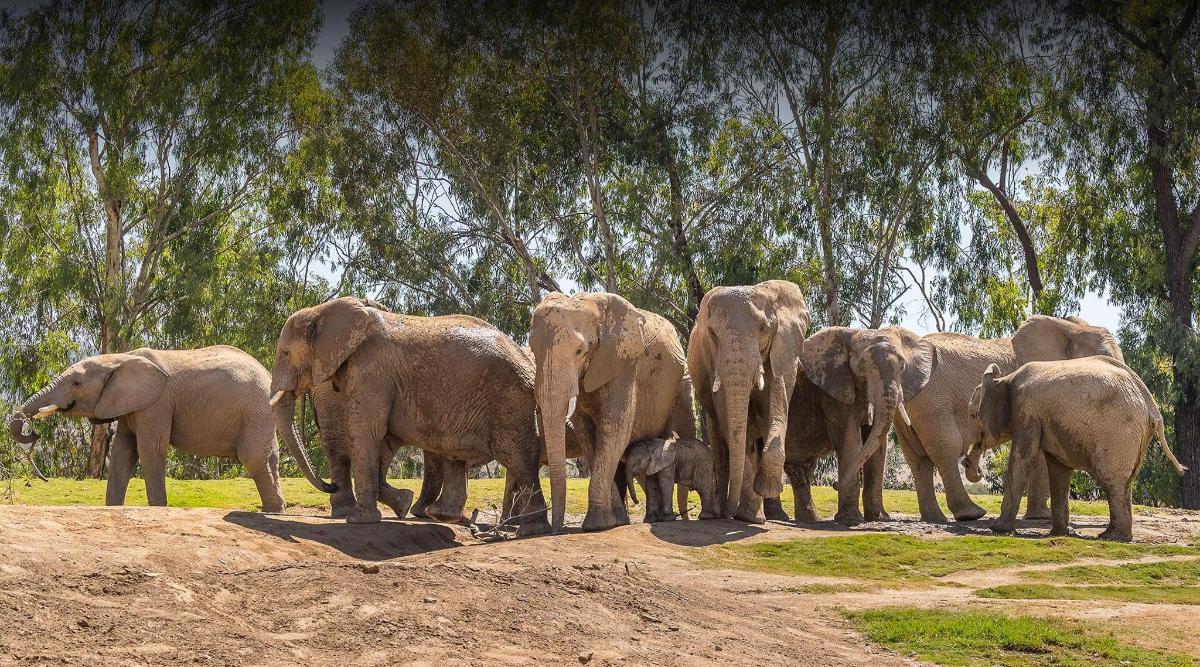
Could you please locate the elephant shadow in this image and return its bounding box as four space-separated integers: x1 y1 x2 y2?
646 518 769 546
223 512 462 561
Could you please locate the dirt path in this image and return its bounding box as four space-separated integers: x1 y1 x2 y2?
1 506 1197 666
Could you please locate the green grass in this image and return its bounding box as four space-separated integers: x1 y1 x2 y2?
711 534 1198 583
976 558 1200 605
847 607 1194 666
782 582 876 595
5 477 1124 517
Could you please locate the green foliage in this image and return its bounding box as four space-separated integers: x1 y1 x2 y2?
847 607 1193 666
711 534 1196 583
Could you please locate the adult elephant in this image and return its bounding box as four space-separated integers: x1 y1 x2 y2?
530 291 691 533
764 327 936 525
895 315 1125 523
271 297 548 531
7 346 284 512
687 280 809 522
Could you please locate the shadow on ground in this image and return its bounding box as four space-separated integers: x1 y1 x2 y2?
647 518 769 546
223 511 462 560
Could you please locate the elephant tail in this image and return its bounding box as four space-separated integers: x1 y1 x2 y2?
1152 408 1186 475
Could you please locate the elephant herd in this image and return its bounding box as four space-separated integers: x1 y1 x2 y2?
6 281 1186 542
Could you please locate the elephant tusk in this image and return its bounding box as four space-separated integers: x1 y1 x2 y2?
32 405 59 420
896 401 912 426
269 391 287 406
711 372 721 393
866 403 874 426
755 369 765 391
566 395 577 421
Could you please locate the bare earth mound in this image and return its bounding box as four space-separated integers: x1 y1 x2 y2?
2 505 1199 665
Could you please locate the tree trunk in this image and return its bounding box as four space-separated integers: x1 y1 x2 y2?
87 424 112 478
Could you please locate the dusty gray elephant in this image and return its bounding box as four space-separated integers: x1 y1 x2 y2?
968 358 1185 541
623 435 718 522
764 327 936 525
893 315 1125 523
7 346 284 512
530 291 692 533
687 280 809 522
271 297 548 532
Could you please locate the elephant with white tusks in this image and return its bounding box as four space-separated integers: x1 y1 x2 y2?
7 346 285 512
687 280 810 523
968 357 1185 542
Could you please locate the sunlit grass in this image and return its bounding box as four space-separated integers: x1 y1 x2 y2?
975 558 1200 605
847 607 1194 666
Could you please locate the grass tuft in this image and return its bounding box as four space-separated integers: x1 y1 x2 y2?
847 607 1194 666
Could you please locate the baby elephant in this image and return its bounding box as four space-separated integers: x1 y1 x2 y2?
968 357 1186 542
624 436 719 522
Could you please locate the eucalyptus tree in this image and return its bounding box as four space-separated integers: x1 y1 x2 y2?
0 0 322 475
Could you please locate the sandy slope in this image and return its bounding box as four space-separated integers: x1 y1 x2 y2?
1 505 1198 666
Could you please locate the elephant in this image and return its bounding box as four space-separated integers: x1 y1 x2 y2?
623 435 719 522
967 357 1185 541
763 327 936 525
7 346 284 512
271 296 549 532
891 315 1126 523
529 291 693 533
687 280 809 523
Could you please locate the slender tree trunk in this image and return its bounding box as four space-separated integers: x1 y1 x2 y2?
88 128 123 479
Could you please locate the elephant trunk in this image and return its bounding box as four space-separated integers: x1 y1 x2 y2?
718 375 753 518
840 375 899 492
535 356 577 534
272 390 337 493
8 378 67 446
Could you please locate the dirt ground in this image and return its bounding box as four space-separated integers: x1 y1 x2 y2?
1 505 1198 666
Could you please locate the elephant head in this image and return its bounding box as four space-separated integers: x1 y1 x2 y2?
1013 315 1124 364
529 291 646 533
690 280 809 514
7 353 168 452
968 364 1014 449
270 296 388 493
802 326 937 491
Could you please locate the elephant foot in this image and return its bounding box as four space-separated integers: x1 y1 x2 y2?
346 505 382 524
261 502 285 514
380 488 415 519
793 509 819 524
953 504 987 522
734 509 766 524
410 502 432 519
834 509 864 526
990 521 1015 534
753 476 784 499
1049 525 1073 538
582 509 623 532
865 509 891 522
921 511 949 524
762 499 791 522
1023 507 1052 520
426 506 470 525
698 510 721 520
330 504 355 520
1097 526 1132 542
516 513 551 537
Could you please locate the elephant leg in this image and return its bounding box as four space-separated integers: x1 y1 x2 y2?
377 448 413 519
1046 456 1073 537
862 439 890 522
325 443 356 519
930 446 985 522
500 472 516 522
136 426 170 507
105 425 138 506
895 425 946 523
427 458 469 524
1099 478 1134 542
643 473 662 522
412 451 445 519
505 439 550 537
704 410 730 517
992 424 1041 534
833 423 864 526
245 444 286 514
346 407 387 523
657 470 677 521
734 444 765 524
677 483 690 520
1023 456 1052 520
582 396 636 532
763 496 789 522
790 461 817 523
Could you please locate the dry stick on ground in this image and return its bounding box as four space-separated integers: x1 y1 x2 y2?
469 486 547 542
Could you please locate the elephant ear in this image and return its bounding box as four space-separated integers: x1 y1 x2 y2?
894 327 938 400
801 327 856 404
94 355 168 420
967 383 983 417
310 297 387 385
766 285 809 381
1013 315 1076 362
582 295 646 393
647 437 678 476
977 363 1011 438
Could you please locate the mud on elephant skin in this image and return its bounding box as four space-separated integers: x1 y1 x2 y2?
624 435 719 522
8 346 285 512
969 357 1185 542
271 297 550 534
529 291 693 534
688 280 810 524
